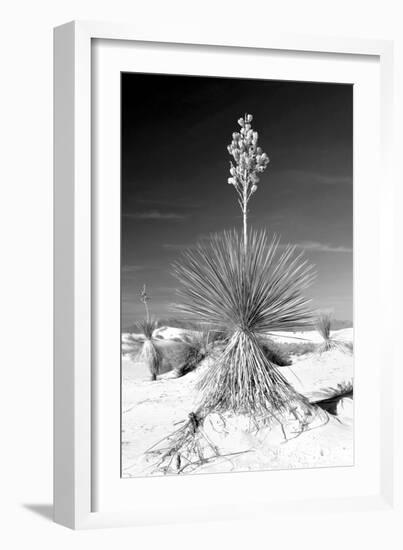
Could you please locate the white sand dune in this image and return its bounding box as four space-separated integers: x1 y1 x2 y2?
267 327 353 344
281 349 353 402
122 328 353 477
153 326 195 341
123 326 353 347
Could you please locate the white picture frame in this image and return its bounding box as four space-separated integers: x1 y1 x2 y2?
54 20 396 530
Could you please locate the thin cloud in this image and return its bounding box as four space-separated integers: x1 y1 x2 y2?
280 169 352 186
163 242 196 252
136 197 203 209
165 239 352 254
318 174 352 185
123 210 188 221
155 285 177 293
284 240 352 253
163 234 212 251
122 264 149 273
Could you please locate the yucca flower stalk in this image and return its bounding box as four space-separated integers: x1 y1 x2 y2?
227 113 270 253
140 284 150 322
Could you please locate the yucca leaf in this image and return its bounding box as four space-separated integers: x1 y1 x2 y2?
316 312 332 342
173 229 316 335
316 312 352 354
197 329 312 416
136 318 159 340
172 229 317 415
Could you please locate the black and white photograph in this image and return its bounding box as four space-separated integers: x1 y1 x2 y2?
120 73 353 477
2 0 400 541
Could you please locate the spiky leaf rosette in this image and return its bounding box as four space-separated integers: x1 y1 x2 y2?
136 319 162 380
198 329 312 417
173 229 316 335
316 312 331 344
137 319 159 340
141 339 162 381
316 312 352 354
173 229 316 416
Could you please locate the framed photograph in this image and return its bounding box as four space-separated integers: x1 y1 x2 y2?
54 21 396 529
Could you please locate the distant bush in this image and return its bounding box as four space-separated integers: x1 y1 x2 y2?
259 338 317 365
260 339 292 366
172 326 220 378
156 317 201 331
316 312 352 354
277 340 317 357
136 319 162 381
154 339 190 372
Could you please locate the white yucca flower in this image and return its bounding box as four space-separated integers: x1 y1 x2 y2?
227 113 270 252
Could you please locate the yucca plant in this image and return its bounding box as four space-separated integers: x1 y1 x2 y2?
136 285 162 381
172 324 223 378
174 229 315 416
316 312 352 354
137 319 162 381
147 114 318 473
260 338 292 367
172 329 209 378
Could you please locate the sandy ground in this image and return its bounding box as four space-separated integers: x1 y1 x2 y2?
122 328 353 477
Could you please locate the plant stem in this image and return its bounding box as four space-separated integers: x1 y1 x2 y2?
243 113 248 254
243 201 247 254
243 171 248 255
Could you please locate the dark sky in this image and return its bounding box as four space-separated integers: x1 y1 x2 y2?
121 73 353 328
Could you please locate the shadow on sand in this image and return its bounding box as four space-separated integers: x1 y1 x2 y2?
23 504 53 522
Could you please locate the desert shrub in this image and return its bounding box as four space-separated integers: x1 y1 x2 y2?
137 318 157 339
214 337 316 363
258 339 317 365
172 345 206 378
174 229 316 415
157 317 201 331
172 325 219 377
260 338 292 366
344 341 353 353
316 312 331 349
140 337 162 381
313 381 354 415
316 312 352 354
277 340 317 357
152 339 189 373
136 319 162 381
